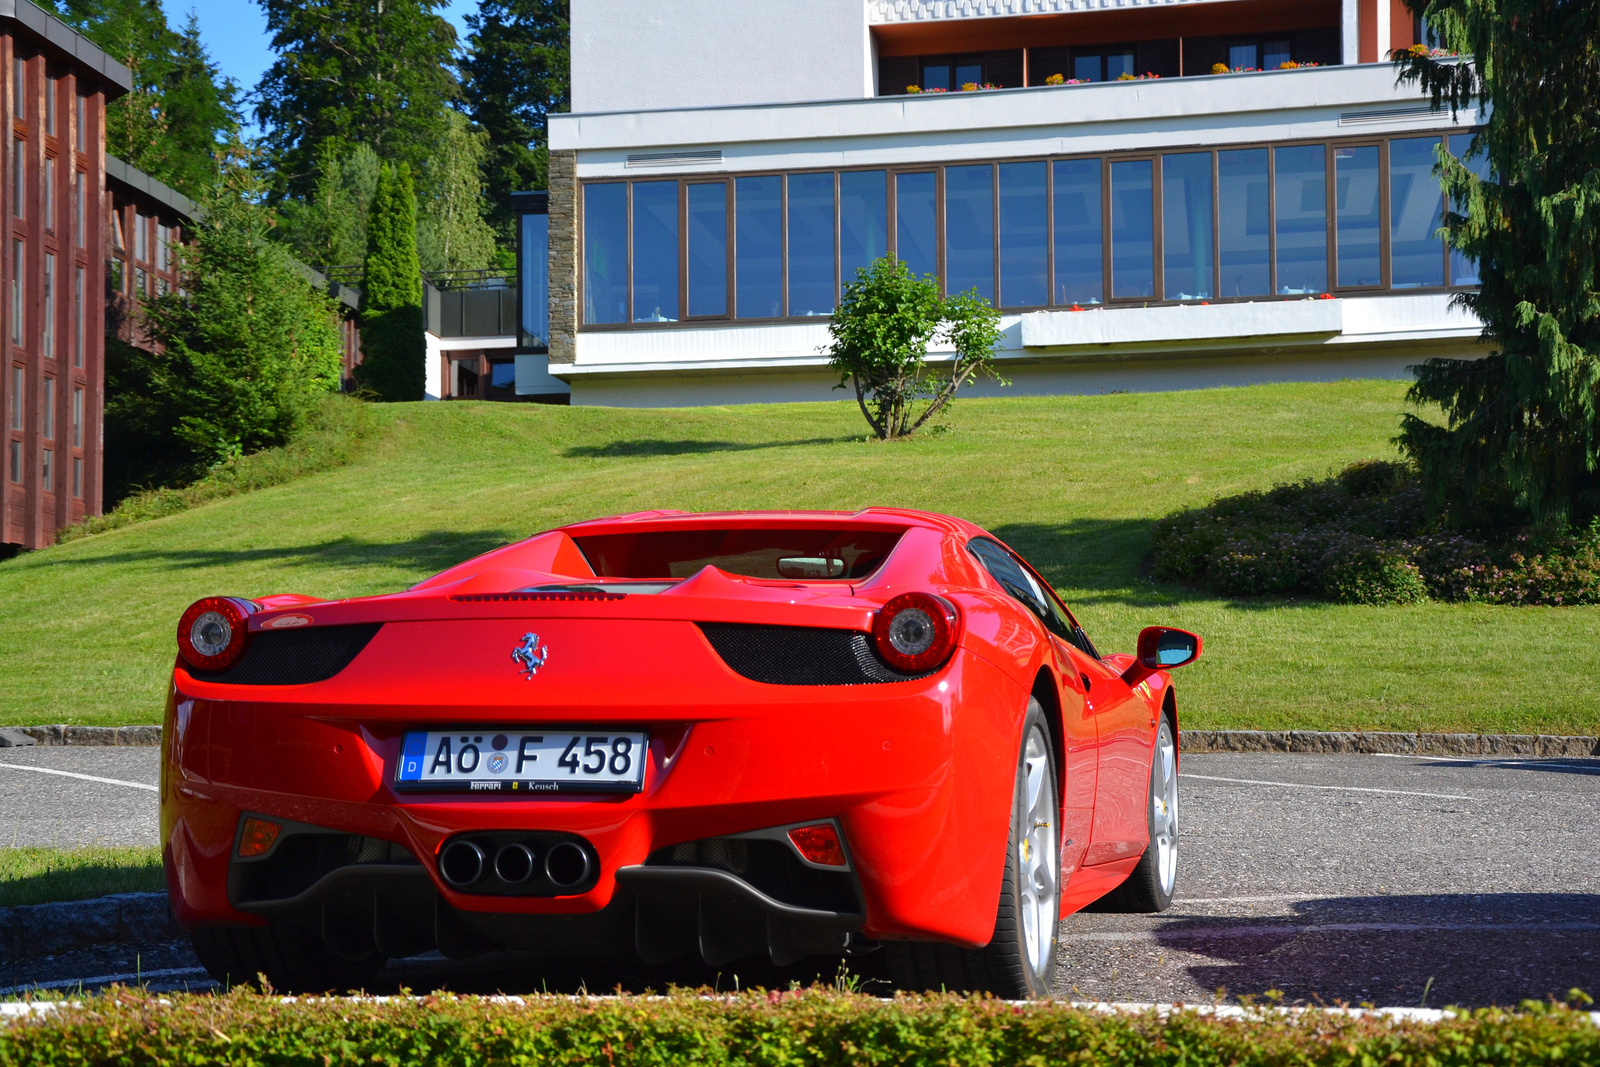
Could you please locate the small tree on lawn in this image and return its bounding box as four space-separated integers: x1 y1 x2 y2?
826 256 1004 439
356 162 426 401
1394 0 1600 527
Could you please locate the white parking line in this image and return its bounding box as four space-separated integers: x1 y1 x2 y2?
0 762 157 792
1178 773 1470 800
1176 894 1327 904
1061 921 1600 942
1371 753 1600 769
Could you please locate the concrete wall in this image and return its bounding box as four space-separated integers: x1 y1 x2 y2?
570 0 873 114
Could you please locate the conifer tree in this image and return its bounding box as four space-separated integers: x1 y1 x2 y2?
1396 1 1600 526
356 164 425 402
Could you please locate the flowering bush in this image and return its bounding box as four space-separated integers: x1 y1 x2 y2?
1150 460 1600 605
1403 42 1457 59
1210 62 1229 74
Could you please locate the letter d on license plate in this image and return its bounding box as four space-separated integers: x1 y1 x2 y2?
394 729 648 795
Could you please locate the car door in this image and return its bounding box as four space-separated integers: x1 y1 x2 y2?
965 539 1096 877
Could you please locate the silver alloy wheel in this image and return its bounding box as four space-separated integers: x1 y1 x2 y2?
1152 717 1179 896
1018 723 1059 978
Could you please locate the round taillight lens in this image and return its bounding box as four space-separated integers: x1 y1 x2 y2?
872 592 959 673
176 597 254 672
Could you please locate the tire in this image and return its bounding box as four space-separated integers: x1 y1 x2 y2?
189 922 386 993
1097 713 1179 913
884 698 1060 998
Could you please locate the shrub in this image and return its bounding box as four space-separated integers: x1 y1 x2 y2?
1150 460 1600 605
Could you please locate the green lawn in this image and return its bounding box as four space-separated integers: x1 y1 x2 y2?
0 846 164 907
0 380 1595 734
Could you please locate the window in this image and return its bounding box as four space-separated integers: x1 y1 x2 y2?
920 54 983 92
12 59 22 122
41 376 52 439
839 170 887 289
111 208 124 252
735 175 781 318
1448 133 1488 286
75 93 84 152
40 447 51 491
12 138 23 219
156 223 169 272
135 212 148 263
71 455 80 497
1110 159 1154 298
73 265 83 366
575 528 902 581
944 164 994 301
1218 148 1271 297
630 181 677 323
136 267 147 296
1229 36 1293 71
998 161 1047 308
71 385 81 447
42 155 52 228
73 169 83 246
1389 136 1445 289
1073 46 1134 83
518 209 549 347
786 171 835 316
895 171 937 280
1053 158 1102 304
7 365 20 428
7 440 18 482
10 240 22 344
107 257 123 293
1162 152 1213 300
41 253 53 358
966 537 1096 655
1335 145 1382 286
44 76 54 135
685 181 727 318
1274 144 1327 294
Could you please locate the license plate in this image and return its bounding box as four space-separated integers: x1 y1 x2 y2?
394 729 648 795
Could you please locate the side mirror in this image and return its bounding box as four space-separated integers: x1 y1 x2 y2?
1121 626 1202 688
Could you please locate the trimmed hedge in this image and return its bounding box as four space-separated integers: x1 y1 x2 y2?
0 989 1596 1067
1151 461 1600 605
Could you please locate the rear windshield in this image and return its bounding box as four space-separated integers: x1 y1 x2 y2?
572 528 903 580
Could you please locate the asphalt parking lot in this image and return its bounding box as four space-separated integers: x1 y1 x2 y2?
1 748 1595 1005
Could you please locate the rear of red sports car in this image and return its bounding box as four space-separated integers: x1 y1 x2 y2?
161 510 1059 988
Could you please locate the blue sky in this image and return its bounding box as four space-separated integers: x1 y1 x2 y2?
182 0 480 134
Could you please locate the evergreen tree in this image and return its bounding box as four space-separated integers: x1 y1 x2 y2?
416 110 498 274
255 0 459 201
356 163 425 402
48 0 240 196
276 139 381 270
1396 0 1600 526
461 0 569 241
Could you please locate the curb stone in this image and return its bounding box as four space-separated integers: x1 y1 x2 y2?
0 725 161 747
0 893 177 965
1181 729 1599 757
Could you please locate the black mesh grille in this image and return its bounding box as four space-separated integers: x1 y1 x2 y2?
645 837 860 913
233 832 418 905
698 623 929 685
191 624 382 686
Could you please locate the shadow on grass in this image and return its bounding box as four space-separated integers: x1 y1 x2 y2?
0 849 165 909
56 530 519 578
989 520 1196 609
563 436 855 458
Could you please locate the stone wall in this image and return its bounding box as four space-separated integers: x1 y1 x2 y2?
547 149 578 365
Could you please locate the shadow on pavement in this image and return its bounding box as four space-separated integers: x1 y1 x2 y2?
1155 893 1600 1008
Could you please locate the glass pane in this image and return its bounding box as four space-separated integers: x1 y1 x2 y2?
519 211 549 345
1106 50 1134 79
1389 137 1444 289
1218 148 1270 297
1262 38 1292 69
735 175 782 318
632 181 678 322
1448 133 1488 286
787 172 835 316
1335 145 1381 287
582 183 627 324
944 164 994 300
1274 144 1327 294
1074 54 1101 82
686 182 727 317
1229 43 1257 70
954 62 983 88
1162 152 1213 300
998 161 1047 308
840 170 888 288
1110 159 1154 298
923 62 951 92
896 171 938 280
1053 158 1102 304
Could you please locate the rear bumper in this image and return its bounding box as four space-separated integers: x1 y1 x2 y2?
161 643 1028 951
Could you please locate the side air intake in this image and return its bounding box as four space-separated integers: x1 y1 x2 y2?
698 623 933 685
189 624 383 686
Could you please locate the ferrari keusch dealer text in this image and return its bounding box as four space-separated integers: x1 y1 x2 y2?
162 509 1200 997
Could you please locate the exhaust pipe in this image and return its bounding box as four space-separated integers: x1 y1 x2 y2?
494 843 537 885
544 841 592 889
439 840 485 886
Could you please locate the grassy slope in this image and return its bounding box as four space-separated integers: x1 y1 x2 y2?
0 380 1594 734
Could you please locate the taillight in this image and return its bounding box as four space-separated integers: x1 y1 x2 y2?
871 592 959 673
787 823 848 867
238 816 282 857
176 596 256 672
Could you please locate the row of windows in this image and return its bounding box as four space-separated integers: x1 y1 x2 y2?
580 132 1485 327
6 366 82 443
6 439 81 496
12 61 91 152
10 142 90 247
6 241 86 366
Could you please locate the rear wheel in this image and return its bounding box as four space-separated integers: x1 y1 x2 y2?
884 699 1059 997
1098 714 1178 913
190 922 386 993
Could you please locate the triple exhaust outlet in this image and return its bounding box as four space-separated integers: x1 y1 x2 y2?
438 835 594 895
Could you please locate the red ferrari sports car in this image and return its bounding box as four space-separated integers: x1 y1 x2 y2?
161 508 1199 997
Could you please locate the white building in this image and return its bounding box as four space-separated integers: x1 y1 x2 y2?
529 0 1485 407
